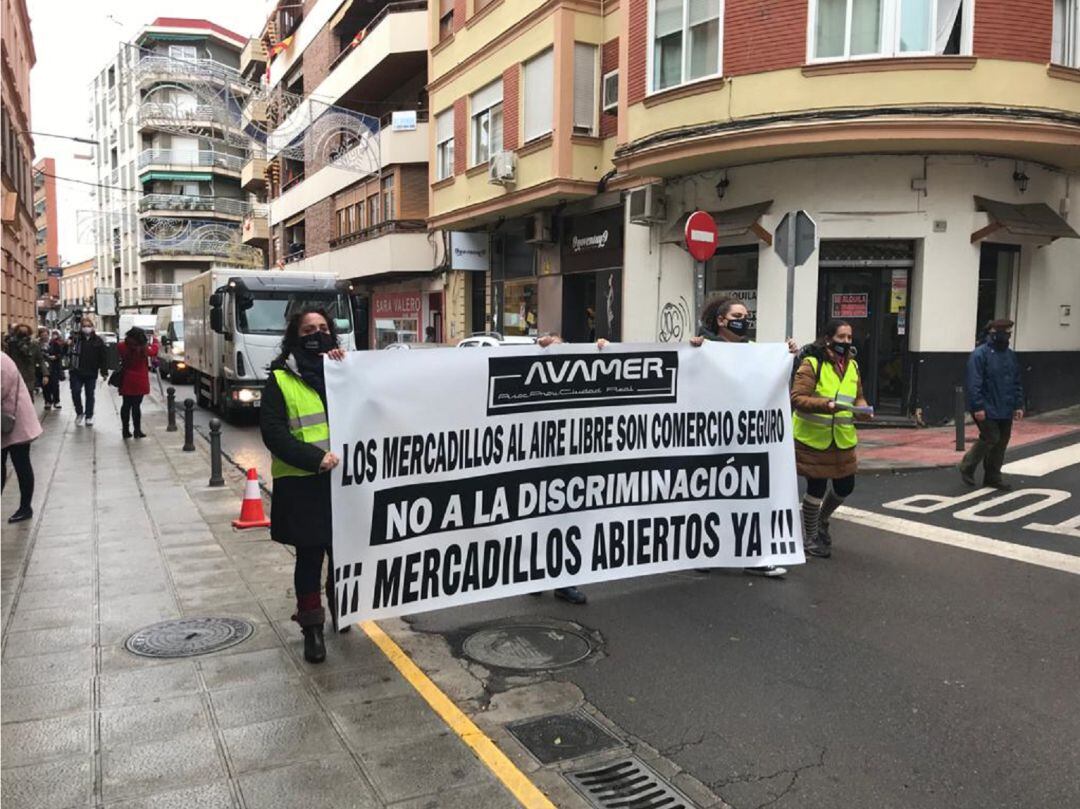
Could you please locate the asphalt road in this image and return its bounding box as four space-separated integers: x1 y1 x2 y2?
406 436 1080 809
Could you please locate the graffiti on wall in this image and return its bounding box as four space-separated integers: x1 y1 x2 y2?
657 296 691 342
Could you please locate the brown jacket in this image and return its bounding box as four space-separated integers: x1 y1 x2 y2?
790 353 867 479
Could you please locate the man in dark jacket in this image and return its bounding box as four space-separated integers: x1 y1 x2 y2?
959 319 1024 489
3 324 47 400
68 317 110 427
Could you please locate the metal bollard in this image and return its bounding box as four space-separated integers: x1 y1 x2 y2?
208 418 225 487
954 385 966 452
166 387 177 432
183 398 196 452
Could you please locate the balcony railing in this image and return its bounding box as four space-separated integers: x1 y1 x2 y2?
138 149 244 172
328 0 429 72
329 219 427 249
138 194 252 216
283 248 306 264
281 171 306 192
140 283 183 301
141 239 263 266
138 102 226 127
136 55 240 81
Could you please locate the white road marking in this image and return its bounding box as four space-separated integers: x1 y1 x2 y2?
953 488 1071 523
1001 442 1080 477
884 487 994 514
835 505 1080 576
1025 515 1080 540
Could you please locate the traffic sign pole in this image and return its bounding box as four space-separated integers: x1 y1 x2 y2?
774 210 817 342
784 213 797 341
684 211 720 332
693 261 706 331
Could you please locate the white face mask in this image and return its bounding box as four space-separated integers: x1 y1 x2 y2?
81 327 93 335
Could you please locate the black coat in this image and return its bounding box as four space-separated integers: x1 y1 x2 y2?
260 363 332 548
69 334 109 378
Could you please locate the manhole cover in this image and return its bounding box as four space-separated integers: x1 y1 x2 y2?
462 624 592 671
567 756 701 809
125 617 254 658
508 711 623 764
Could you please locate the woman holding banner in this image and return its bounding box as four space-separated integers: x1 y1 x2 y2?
260 308 346 664
790 319 872 559
691 296 794 578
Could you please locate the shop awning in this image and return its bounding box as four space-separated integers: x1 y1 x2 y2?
663 200 774 248
140 172 213 183
971 196 1079 244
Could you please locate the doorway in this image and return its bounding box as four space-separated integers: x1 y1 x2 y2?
561 269 621 343
818 240 914 416
976 243 1019 342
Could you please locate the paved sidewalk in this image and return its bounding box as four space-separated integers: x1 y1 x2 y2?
1 387 518 809
858 406 1080 470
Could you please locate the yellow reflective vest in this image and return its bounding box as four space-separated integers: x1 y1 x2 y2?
270 369 330 479
792 357 860 450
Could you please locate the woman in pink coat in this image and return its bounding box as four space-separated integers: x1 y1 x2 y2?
117 327 158 439
2 351 42 523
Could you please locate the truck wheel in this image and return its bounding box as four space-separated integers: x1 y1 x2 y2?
195 376 210 409
216 381 234 422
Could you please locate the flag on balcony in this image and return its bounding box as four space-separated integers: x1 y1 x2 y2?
265 34 295 79
349 28 367 49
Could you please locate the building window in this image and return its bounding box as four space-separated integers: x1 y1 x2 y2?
368 194 380 226
573 43 599 135
169 45 198 61
651 0 722 91
811 0 968 61
523 49 554 142
337 208 348 237
470 80 503 166
435 108 455 180
357 199 366 230
1054 0 1080 67
439 0 454 41
382 176 395 221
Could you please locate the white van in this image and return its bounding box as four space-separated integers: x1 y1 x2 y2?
155 304 190 382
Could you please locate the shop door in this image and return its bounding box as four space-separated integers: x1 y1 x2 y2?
818 241 913 416
562 269 621 343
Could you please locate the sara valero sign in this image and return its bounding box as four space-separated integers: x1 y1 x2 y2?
450 232 490 272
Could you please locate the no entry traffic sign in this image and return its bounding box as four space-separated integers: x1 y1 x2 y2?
684 211 718 262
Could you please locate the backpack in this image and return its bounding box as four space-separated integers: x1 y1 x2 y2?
790 343 825 386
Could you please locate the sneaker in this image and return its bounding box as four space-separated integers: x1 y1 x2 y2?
746 566 786 578
43 404 51 411
85 417 94 427
958 464 976 486
554 586 587 605
53 403 61 410
985 478 1012 491
75 414 85 425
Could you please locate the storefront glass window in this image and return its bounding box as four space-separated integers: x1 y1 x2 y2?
501 281 537 336
705 245 759 335
373 292 422 348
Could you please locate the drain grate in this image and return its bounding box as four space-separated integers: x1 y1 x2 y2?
507 711 623 765
125 617 254 658
566 756 700 809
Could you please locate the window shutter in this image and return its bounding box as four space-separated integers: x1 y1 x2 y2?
655 0 684 37
689 0 719 24
436 109 454 143
573 43 597 134
523 48 554 142
471 80 503 115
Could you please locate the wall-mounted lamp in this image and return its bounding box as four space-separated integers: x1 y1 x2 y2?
1012 164 1029 194
715 173 730 200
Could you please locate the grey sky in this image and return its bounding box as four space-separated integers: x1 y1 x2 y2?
28 0 268 265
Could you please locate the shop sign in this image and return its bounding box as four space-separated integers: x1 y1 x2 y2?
890 270 908 314
562 209 623 273
391 111 417 131
373 291 422 319
831 293 869 319
47 266 63 278
450 232 490 272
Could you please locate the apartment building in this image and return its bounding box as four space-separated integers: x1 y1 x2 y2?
258 0 458 348
1 0 36 332
90 18 261 330
33 157 60 321
59 258 96 313
429 0 1080 418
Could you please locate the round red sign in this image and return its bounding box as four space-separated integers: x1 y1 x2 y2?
684 210 718 262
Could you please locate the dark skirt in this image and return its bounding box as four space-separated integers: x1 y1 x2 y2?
270 473 332 548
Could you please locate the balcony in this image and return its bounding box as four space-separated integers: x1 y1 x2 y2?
377 110 429 166
138 194 251 219
137 149 244 176
240 38 268 81
242 205 270 246
289 220 432 277
140 283 183 304
241 157 268 191
135 55 239 85
329 219 426 250
138 102 230 132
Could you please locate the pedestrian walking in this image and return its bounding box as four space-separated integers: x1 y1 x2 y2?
68 317 110 427
35 327 49 395
958 319 1024 490
116 327 158 439
2 352 42 523
42 330 67 410
3 323 47 401
691 296 798 577
791 319 873 558
260 308 348 664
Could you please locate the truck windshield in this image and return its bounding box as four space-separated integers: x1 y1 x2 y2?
237 292 352 335
172 322 184 340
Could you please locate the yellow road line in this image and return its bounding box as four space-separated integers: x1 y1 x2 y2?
361 620 556 809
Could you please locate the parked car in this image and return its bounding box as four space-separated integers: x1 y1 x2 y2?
456 333 537 348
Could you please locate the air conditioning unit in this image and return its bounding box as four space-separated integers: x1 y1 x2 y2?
524 211 553 244
627 184 666 224
488 151 517 186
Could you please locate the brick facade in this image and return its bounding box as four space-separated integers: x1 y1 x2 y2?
453 98 467 175
303 22 336 91
502 65 520 151
626 0 648 105
974 0 1053 63
304 197 335 258
725 0 807 76
600 38 619 138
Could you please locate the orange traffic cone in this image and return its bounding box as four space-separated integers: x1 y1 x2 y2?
233 468 271 529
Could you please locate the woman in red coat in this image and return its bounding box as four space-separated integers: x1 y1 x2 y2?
117 327 158 439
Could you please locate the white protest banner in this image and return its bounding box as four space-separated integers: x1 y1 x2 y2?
326 342 803 624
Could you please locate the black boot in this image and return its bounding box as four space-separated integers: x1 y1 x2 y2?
302 625 326 664
132 408 146 438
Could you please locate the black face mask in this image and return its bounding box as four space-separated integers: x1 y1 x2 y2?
991 331 1010 349
725 319 749 335
300 331 336 355
830 341 850 356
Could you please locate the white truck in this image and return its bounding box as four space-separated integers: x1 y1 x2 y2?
182 268 356 419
